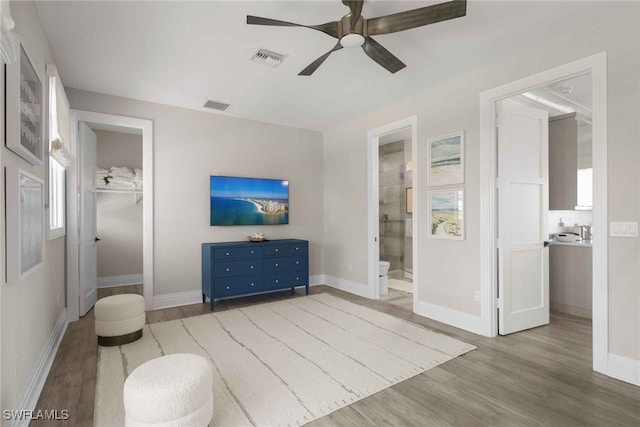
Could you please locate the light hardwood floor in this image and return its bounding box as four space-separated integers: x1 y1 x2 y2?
32 285 640 426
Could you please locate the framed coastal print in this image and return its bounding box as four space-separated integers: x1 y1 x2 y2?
428 189 464 240
427 131 464 186
5 42 44 166
6 168 45 282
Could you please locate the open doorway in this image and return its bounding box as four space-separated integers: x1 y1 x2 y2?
367 116 418 309
67 110 153 322
479 53 608 375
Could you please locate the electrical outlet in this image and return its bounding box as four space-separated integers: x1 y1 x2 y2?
474 291 481 302
610 222 639 237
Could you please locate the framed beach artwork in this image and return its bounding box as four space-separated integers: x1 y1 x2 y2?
427 131 464 186
428 189 464 240
5 41 44 166
6 168 45 282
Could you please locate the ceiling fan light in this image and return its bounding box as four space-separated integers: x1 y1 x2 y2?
340 33 365 48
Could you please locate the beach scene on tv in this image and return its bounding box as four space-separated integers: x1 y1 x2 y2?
210 176 289 226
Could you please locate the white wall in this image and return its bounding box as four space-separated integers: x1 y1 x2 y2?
66 89 325 296
322 2 639 360
95 130 143 279
1 0 66 413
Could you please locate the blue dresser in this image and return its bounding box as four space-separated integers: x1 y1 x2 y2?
202 239 309 310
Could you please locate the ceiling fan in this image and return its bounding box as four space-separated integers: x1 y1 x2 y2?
247 0 467 76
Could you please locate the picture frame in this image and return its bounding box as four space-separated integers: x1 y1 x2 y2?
6 168 45 282
406 187 413 214
427 131 464 186
428 188 464 240
5 41 44 166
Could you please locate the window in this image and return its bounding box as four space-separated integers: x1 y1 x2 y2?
47 65 72 240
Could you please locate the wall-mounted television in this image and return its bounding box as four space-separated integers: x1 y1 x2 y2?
210 176 289 226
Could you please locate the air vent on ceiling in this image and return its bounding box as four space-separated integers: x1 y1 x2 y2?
250 49 285 67
203 100 230 111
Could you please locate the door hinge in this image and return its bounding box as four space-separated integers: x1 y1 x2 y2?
496 297 503 309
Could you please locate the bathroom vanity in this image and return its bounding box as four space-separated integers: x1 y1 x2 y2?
549 240 592 318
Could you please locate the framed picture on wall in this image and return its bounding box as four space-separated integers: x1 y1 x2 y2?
5 41 44 166
5 168 45 282
427 131 464 186
406 187 413 214
428 188 464 240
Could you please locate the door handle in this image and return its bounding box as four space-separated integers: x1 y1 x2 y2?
94 237 101 242
543 241 550 247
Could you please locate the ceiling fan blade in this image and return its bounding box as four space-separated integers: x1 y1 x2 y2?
299 42 344 76
366 0 467 36
342 0 364 30
247 15 340 38
361 36 406 74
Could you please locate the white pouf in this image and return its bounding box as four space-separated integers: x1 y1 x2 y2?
95 294 145 346
123 353 214 427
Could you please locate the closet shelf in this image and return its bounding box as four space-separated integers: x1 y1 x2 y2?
97 188 143 204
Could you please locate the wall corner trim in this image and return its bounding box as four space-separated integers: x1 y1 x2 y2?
323 275 373 299
606 353 640 386
11 308 69 427
414 300 485 336
309 274 326 286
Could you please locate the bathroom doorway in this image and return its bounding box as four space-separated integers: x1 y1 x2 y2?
479 53 609 376
366 116 418 307
378 131 413 295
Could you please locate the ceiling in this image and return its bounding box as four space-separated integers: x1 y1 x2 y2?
510 72 593 120
34 1 618 130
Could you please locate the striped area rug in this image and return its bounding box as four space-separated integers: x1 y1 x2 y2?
95 293 475 426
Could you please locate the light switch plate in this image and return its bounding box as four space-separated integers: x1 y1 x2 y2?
610 222 639 237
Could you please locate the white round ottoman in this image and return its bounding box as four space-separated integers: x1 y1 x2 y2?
123 353 214 427
95 294 145 346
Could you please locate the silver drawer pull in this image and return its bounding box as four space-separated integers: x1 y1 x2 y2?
296 247 299 251
275 263 279 267
275 248 279 252
226 268 230 272
296 277 299 280
251 283 255 287
296 261 299 265
275 279 279 283
226 252 230 256
226 286 230 290
250 265 254 269
250 250 254 254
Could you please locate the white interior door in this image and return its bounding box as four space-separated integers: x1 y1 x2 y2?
498 101 549 335
79 122 98 316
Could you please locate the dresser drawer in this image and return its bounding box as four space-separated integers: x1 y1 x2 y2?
263 243 306 257
213 260 263 278
214 276 264 297
214 246 263 260
265 273 307 290
263 256 307 273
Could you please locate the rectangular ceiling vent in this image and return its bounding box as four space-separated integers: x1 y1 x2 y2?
250 49 285 68
203 100 230 111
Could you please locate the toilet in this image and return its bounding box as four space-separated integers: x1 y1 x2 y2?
379 261 390 295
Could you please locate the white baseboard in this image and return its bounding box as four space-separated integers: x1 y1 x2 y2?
97 274 143 288
10 308 68 427
152 290 203 310
323 274 373 299
414 300 484 336
309 274 325 286
550 302 592 319
607 353 640 386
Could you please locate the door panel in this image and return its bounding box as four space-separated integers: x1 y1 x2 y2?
498 101 549 335
79 122 98 316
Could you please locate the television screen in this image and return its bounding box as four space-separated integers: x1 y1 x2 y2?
210 176 289 226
